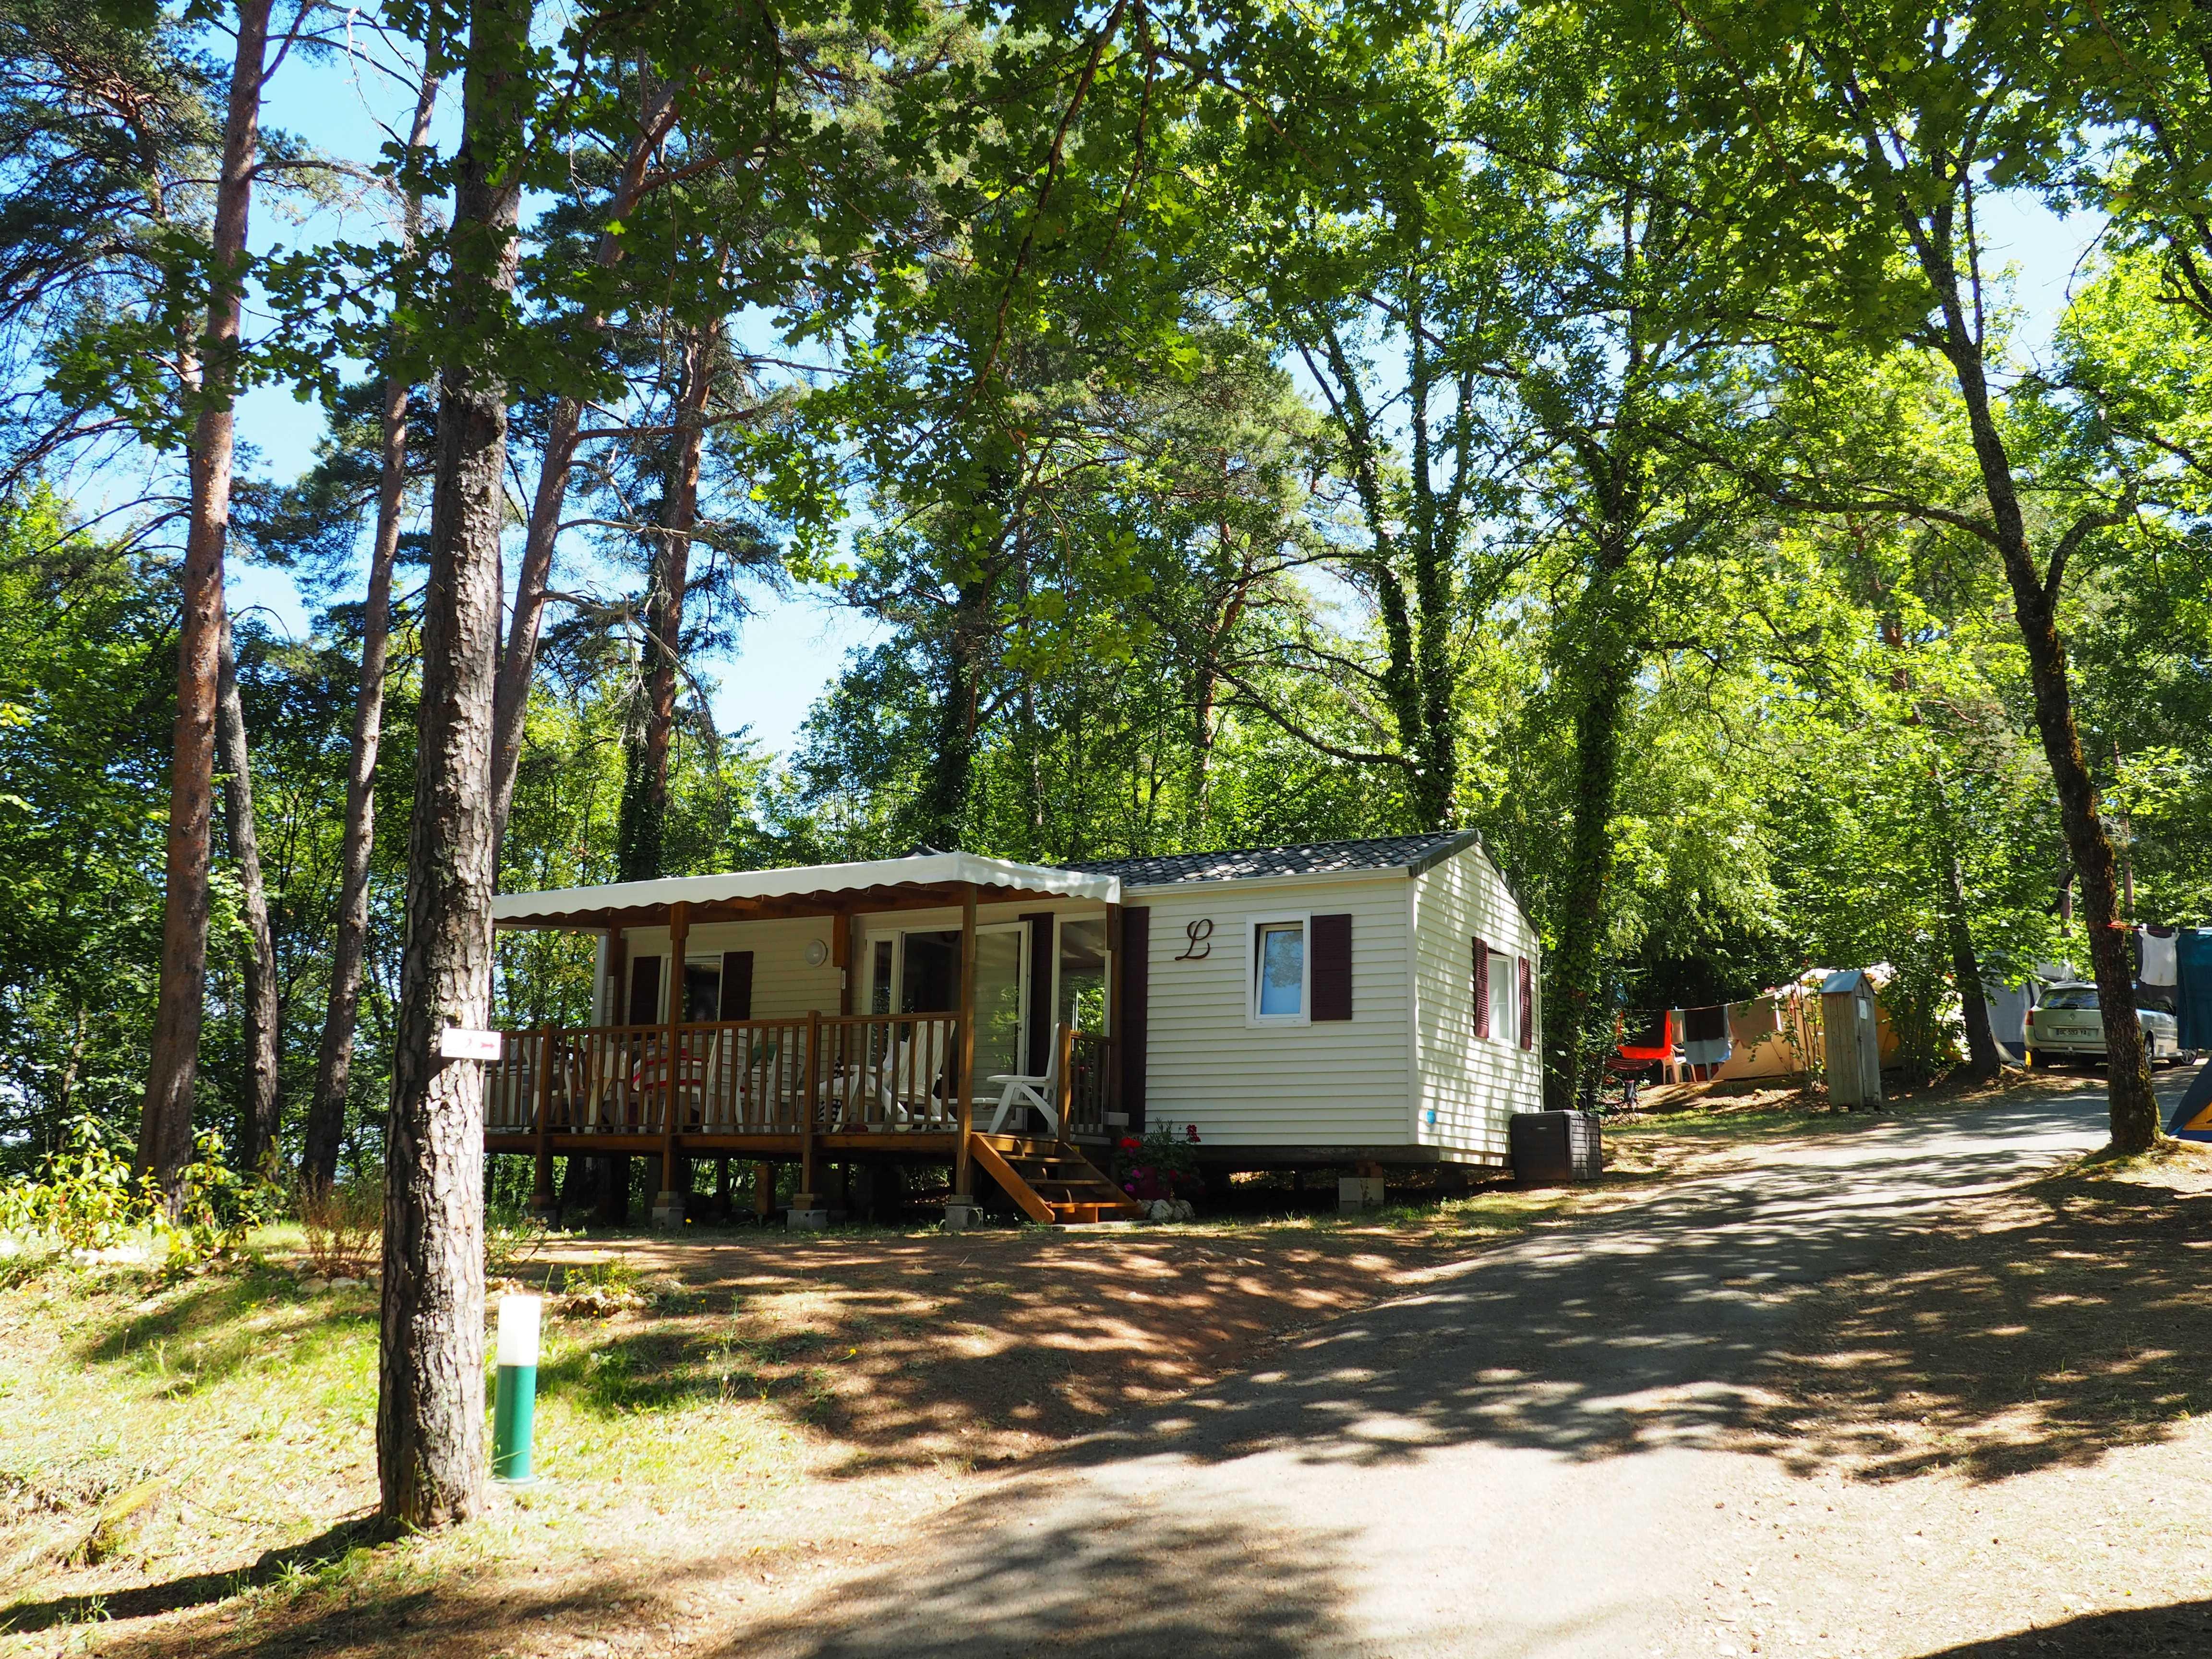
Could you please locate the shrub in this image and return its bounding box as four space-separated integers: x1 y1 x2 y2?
1110 1124 1204 1204
298 1178 381 1278
0 1115 149 1252
0 1116 278 1269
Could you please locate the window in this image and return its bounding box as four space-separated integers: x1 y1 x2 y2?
1056 916 1110 1033
681 959 722 1023
1487 950 1514 1042
1252 919 1308 1022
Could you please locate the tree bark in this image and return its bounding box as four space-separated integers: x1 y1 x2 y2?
216 611 282 1171
1542 652 1631 1110
138 0 275 1197
304 69 440 1195
489 86 676 851
1938 842 2004 1081
377 0 532 1530
1921 259 2159 1148
917 577 990 850
615 319 715 883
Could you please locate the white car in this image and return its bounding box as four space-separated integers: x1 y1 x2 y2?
2024 983 2188 1066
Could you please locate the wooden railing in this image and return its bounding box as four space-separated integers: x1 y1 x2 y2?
1065 1031 1115 1142
483 1014 966 1138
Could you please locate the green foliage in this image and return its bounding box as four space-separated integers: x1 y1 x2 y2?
0 1113 276 1266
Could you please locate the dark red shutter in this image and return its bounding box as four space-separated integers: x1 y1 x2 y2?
719 951 754 1020
1518 955 1533 1050
627 954 662 1025
1021 911 1056 1072
1311 913 1353 1021
1472 938 1491 1037
1119 908 1149 1128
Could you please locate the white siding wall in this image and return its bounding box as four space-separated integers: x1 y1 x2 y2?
1134 877 1412 1147
1411 847 1543 1161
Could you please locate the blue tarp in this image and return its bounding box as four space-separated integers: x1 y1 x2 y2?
2179 931 2212 1054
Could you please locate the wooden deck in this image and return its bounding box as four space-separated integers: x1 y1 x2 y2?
481 1013 1133 1222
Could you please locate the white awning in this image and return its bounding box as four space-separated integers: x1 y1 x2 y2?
491 851 1120 927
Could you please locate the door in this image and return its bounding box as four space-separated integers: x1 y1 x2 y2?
864 925 1028 1083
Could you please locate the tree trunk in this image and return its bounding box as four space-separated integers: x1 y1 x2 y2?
918 579 989 850
1926 269 2160 1149
138 0 275 1197
377 0 532 1530
216 611 282 1171
489 87 676 851
1543 653 1631 1111
615 320 715 883
304 70 440 1195
1938 842 2004 1081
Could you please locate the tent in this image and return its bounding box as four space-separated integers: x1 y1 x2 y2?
2168 1060 2212 1143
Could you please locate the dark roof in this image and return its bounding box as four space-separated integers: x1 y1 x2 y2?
1068 830 1483 887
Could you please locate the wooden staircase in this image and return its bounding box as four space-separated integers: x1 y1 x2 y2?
970 1137 1145 1225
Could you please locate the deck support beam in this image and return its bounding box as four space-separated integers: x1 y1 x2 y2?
651 902 689 1228
947 883 978 1221
792 1008 823 1225
529 1026 555 1216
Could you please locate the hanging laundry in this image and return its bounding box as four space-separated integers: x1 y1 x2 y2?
2141 925 2178 986
1682 1004 1731 1069
1617 1009 1672 1062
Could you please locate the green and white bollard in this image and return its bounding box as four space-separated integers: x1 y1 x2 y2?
492 1293 541 1484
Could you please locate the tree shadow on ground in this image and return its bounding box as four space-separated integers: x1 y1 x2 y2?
1737 1167 2212 1482
526 1095 2163 1489
1912 1597 2212 1656
75 1265 375 1396
1016 1098 2132 1479
0 1515 377 1634
528 1221 1517 1474
725 1508 1357 1659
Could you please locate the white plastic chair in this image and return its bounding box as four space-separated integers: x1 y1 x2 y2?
983 1023 1063 1135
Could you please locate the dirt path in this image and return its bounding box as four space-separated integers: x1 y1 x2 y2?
713 1075 2212 1659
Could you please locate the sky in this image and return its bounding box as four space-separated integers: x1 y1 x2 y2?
213 38 2108 763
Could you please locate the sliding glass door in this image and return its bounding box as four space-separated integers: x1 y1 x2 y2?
865 925 1028 1084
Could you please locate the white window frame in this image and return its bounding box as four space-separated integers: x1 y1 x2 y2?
1246 912 1312 1028
1486 948 1515 1045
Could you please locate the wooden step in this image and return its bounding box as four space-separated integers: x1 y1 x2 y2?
968 1138 1143 1225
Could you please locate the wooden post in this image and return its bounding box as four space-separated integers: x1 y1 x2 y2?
653 903 689 1226
798 1008 820 1204
1054 1021 1075 1148
1104 902 1123 1126
530 1025 555 1214
952 884 978 1200
754 1160 774 1220
832 911 852 1016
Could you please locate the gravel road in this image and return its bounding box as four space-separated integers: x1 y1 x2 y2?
749 1074 2212 1659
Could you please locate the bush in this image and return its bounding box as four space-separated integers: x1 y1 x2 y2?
1109 1124 1205 1204
0 1115 279 1269
298 1178 381 1278
0 1115 150 1252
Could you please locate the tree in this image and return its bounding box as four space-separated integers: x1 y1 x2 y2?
1644 0 2162 1146
377 0 533 1529
304 67 442 1194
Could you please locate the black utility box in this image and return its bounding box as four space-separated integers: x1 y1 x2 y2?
1510 1110 1604 1185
